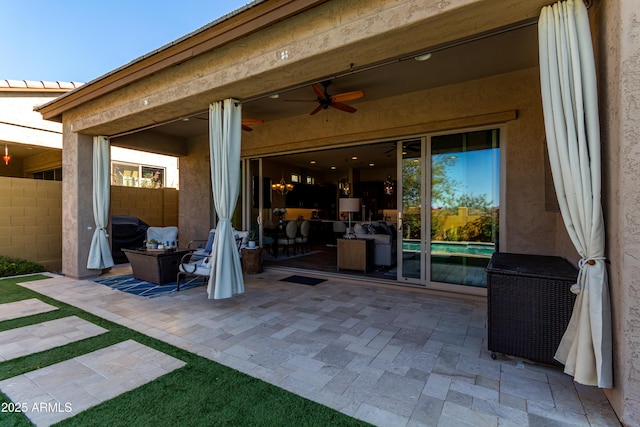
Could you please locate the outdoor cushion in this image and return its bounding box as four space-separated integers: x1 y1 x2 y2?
178 254 211 277
146 226 178 246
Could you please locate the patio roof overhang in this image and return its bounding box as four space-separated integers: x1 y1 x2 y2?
35 0 552 142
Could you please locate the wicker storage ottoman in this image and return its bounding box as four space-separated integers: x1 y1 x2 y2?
486 252 577 365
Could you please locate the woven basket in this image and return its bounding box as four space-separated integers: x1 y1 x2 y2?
241 248 263 274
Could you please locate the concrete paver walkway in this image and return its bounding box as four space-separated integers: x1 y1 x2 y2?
0 298 58 321
0 339 186 426
0 316 107 362
14 272 621 426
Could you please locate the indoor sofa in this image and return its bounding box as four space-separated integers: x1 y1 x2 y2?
353 222 397 267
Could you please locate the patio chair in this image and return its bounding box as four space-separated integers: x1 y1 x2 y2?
146 226 178 247
187 229 215 260
177 229 248 289
176 253 211 291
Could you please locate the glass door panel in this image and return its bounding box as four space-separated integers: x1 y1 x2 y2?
429 129 500 287
246 158 271 245
399 139 423 282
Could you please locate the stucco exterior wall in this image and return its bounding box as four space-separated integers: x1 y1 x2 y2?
600 0 640 424
177 136 215 249
0 92 63 148
60 0 552 138
240 67 570 259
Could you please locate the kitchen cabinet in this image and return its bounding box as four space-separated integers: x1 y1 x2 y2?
285 184 336 210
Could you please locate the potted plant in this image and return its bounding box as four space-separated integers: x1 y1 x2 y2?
248 230 257 248
148 239 160 249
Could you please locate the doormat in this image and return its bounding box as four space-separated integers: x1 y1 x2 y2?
280 275 326 286
91 274 206 298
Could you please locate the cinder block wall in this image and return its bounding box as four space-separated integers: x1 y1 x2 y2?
0 177 179 271
0 177 62 271
111 187 179 227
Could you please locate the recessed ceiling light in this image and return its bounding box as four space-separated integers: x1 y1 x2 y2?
415 53 432 61
330 166 336 170
369 163 375 167
351 156 358 160
269 94 280 99
310 160 316 164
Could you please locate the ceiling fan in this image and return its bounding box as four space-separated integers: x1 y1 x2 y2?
241 119 264 132
285 80 365 115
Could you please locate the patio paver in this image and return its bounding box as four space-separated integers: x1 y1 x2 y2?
0 339 186 426
0 298 58 321
17 272 621 426
0 316 107 362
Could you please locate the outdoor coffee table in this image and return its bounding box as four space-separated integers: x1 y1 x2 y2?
122 248 191 286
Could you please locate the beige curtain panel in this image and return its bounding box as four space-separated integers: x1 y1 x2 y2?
207 99 245 299
538 0 612 388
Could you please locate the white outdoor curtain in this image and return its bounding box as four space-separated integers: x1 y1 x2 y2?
207 99 245 299
87 135 115 270
539 0 612 388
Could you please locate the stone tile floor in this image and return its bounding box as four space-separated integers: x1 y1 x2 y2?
14 271 620 427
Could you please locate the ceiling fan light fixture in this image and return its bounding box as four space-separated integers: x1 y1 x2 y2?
415 52 432 62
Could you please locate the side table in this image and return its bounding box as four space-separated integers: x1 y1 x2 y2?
241 247 263 274
337 238 374 273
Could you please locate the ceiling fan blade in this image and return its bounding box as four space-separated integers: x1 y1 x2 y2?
331 90 365 103
241 124 254 132
312 84 328 100
330 102 357 113
241 119 264 125
309 104 324 115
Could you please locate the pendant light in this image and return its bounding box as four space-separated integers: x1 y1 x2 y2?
272 175 294 196
2 145 11 165
383 174 394 195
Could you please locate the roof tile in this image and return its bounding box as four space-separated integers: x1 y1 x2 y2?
0 79 84 91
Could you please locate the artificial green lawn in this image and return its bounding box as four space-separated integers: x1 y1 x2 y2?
0 275 371 427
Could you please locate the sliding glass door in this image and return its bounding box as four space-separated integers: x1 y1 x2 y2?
399 139 424 282
398 128 500 289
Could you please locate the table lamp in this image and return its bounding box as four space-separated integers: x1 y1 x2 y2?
339 197 360 236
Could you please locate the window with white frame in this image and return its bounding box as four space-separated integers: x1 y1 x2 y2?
111 162 165 188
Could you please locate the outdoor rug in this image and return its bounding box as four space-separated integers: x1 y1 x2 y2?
91 274 206 298
280 275 326 286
